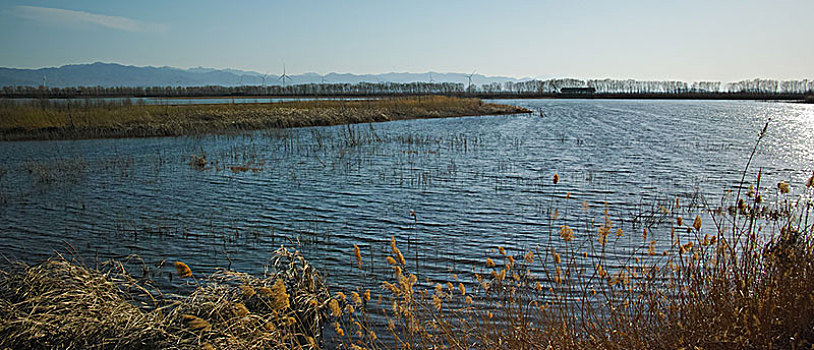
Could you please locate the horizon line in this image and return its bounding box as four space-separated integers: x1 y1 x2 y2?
1 61 812 83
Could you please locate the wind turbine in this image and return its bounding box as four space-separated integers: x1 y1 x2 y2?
279 64 291 87
466 71 476 93
42 74 47 88
261 73 269 87
428 72 434 84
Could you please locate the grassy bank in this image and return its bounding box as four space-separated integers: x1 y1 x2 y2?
0 96 529 141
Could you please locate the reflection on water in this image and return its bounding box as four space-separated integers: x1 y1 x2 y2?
0 99 812 295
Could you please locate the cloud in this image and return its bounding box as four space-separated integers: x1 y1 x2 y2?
11 5 166 32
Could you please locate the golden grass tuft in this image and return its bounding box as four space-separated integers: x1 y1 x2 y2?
181 314 212 332
270 278 290 311
174 261 193 278
329 299 342 317
778 180 791 194
559 225 575 242
354 244 363 269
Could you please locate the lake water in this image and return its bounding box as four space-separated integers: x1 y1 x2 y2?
0 99 812 295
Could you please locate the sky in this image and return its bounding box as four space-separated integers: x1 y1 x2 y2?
0 0 812 82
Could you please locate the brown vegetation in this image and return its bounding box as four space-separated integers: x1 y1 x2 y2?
0 247 332 349
0 96 529 141
325 170 814 349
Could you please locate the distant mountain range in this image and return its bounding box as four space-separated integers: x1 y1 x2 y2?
0 62 527 88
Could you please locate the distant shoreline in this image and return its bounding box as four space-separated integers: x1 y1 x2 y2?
3 92 811 102
0 96 530 142
145 93 813 102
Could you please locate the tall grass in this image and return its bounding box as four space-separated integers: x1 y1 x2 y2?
322 169 814 349
0 96 529 141
314 133 813 349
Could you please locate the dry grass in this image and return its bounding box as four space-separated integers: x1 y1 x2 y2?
0 96 530 141
0 259 169 349
324 169 814 349
325 122 814 349
0 247 332 349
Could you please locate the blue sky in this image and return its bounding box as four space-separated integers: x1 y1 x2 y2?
0 0 812 82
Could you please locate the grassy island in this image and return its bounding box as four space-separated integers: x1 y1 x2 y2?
0 96 530 141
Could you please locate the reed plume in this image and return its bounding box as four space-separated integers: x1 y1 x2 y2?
174 261 192 278
354 244 363 269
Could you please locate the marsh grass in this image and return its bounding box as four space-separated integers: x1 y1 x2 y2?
0 96 529 141
0 259 174 349
319 123 814 349
23 157 87 185
321 169 814 349
0 247 332 349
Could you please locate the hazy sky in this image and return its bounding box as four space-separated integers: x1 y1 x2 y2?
0 0 812 82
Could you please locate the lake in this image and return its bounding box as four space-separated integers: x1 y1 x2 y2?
0 99 812 295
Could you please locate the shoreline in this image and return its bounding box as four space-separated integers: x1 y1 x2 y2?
4 92 812 102
0 96 530 142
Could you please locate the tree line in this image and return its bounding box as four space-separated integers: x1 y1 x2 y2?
484 78 813 95
1 78 811 98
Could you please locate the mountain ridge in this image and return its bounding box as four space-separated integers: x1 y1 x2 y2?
0 62 527 88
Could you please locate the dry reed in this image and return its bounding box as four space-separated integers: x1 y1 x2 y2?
0 247 331 349
322 124 814 349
